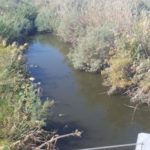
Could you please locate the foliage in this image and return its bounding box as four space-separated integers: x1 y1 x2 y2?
68 26 114 72
0 0 37 41
102 6 150 101
102 56 133 89
0 42 52 148
34 0 136 72
131 59 150 105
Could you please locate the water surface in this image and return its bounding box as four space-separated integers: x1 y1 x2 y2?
27 34 150 150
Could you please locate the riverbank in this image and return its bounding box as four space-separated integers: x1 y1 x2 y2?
0 40 48 149
0 1 53 149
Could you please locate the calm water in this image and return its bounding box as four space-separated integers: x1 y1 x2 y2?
27 34 150 150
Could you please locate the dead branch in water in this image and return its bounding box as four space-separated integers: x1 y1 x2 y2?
131 104 140 121
11 127 82 150
124 104 140 110
124 103 140 121
34 129 82 150
98 92 107 95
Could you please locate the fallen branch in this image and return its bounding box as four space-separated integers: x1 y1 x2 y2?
98 92 107 95
35 129 82 150
131 104 140 121
123 104 139 110
11 127 55 150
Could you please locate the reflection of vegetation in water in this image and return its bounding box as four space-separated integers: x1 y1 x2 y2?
31 34 70 57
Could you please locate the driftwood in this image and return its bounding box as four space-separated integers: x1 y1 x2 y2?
131 104 139 121
11 127 82 150
98 92 107 95
35 129 82 150
124 104 140 110
124 104 140 121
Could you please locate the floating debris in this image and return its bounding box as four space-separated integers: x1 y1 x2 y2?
58 113 65 117
37 82 41 85
29 77 35 81
29 64 39 68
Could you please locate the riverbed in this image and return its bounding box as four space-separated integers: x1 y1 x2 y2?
26 34 150 150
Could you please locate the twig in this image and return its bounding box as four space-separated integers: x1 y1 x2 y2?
124 104 139 110
98 92 107 95
131 104 140 121
35 129 82 150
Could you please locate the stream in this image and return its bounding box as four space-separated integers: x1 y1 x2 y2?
26 34 150 150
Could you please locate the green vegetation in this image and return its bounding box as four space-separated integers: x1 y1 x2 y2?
0 0 37 41
68 26 113 72
0 41 49 149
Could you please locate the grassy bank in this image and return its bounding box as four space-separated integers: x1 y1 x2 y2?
0 40 49 149
35 0 150 106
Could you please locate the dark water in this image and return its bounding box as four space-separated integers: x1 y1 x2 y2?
27 34 150 150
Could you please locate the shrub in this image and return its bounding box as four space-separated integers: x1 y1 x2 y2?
35 9 52 32
0 0 37 41
34 0 136 41
102 56 133 89
68 25 114 72
130 59 150 104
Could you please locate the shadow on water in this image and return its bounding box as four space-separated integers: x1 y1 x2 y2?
26 34 150 150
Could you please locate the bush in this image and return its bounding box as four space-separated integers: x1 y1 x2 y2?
35 10 52 32
0 44 41 140
0 0 37 41
68 26 114 72
102 56 133 89
37 0 135 41
131 59 150 104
